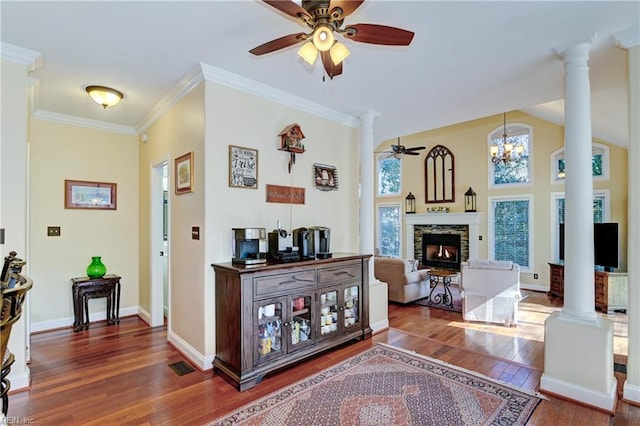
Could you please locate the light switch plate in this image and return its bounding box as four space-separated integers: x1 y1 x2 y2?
47 226 61 237
192 226 200 240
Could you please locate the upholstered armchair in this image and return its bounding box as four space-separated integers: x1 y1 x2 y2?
374 257 430 304
460 260 521 326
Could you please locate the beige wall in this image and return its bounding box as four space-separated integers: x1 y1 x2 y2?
29 119 139 329
375 110 628 289
202 81 360 357
1 59 30 388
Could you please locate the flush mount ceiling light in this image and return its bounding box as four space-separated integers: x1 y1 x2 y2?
86 85 124 109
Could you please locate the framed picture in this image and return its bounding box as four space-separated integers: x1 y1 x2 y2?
175 151 194 194
64 180 117 210
313 164 339 191
229 145 258 189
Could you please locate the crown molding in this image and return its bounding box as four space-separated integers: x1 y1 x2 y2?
32 109 138 136
614 26 640 49
199 62 360 128
136 65 205 134
1 42 42 71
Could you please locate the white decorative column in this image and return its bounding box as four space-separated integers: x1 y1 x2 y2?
617 29 640 406
359 110 388 332
540 42 616 412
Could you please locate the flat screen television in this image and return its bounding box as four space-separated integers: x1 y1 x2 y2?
559 222 619 271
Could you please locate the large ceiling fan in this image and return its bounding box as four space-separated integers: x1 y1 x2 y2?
249 0 414 78
378 139 426 159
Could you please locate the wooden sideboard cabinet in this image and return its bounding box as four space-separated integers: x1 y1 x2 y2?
548 263 628 313
211 253 372 391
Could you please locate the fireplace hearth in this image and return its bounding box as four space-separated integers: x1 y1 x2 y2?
422 233 461 270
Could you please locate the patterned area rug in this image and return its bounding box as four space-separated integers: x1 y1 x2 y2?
208 344 543 426
414 283 463 313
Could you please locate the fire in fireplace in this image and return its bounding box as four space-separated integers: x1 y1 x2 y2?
422 233 461 270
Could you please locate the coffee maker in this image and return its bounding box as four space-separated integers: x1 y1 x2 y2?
309 226 332 259
293 227 313 260
268 227 300 263
231 228 267 265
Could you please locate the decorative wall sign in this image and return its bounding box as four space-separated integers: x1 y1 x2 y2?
64 179 117 210
229 145 258 189
313 163 339 191
175 151 194 195
265 184 305 205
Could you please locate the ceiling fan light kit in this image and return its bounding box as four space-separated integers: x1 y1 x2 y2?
252 0 414 78
86 85 123 109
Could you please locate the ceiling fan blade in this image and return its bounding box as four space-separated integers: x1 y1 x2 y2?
320 50 343 78
405 151 420 155
249 33 307 55
405 146 426 152
329 0 365 19
344 24 414 46
262 0 311 20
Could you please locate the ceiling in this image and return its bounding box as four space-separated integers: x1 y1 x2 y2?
1 1 638 147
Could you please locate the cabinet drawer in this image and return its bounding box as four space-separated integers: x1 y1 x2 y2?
254 270 316 297
318 262 362 285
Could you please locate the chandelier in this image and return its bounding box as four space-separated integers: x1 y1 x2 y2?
490 112 524 165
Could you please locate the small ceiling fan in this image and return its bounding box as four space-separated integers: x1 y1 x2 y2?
378 139 426 159
250 0 414 78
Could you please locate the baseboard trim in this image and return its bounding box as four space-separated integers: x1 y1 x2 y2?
370 319 389 334
623 381 640 406
167 329 214 372
540 373 617 413
7 366 30 391
31 306 139 333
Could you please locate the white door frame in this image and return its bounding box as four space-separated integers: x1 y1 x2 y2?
150 156 169 327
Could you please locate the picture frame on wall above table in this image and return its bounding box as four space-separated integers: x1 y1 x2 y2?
175 151 194 194
313 163 339 191
229 145 258 189
64 179 117 210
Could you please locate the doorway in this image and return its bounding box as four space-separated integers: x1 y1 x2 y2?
150 159 169 327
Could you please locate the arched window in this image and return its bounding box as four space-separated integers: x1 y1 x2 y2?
488 122 532 187
377 154 401 196
550 142 610 184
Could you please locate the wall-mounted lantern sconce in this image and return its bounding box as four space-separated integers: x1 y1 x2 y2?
464 187 477 212
405 192 416 214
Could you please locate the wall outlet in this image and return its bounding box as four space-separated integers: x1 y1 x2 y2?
534 273 539 279
479 235 483 241
47 226 61 237
192 226 200 240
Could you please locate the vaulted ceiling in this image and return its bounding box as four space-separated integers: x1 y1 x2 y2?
1 1 638 147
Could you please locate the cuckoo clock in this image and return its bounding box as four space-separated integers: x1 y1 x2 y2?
278 123 305 173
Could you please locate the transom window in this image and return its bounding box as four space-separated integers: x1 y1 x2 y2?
488 123 532 187
551 143 609 183
377 155 401 196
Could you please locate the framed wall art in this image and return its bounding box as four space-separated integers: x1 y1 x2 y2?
313 163 339 191
175 151 194 195
65 179 117 210
229 145 258 189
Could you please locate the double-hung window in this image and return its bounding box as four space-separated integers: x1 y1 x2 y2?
376 154 402 257
489 195 533 271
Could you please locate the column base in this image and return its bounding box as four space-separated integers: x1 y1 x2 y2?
540 310 617 412
369 279 389 333
623 381 640 406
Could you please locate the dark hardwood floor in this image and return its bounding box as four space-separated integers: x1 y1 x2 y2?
7 290 638 425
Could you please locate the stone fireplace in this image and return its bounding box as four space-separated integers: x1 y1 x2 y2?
404 213 481 270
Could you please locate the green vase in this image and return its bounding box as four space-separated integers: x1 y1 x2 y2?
86 256 107 278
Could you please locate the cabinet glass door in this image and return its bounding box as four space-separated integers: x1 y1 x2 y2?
343 285 360 329
290 295 313 350
255 299 283 363
318 289 339 340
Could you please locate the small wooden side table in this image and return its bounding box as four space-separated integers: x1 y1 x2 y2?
71 274 121 332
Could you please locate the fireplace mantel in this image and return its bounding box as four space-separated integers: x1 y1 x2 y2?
404 212 481 260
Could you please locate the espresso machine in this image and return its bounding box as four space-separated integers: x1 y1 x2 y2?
231 228 267 265
309 226 332 259
293 227 313 260
268 223 300 263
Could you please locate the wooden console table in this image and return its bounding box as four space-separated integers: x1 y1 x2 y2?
548 263 627 313
212 253 371 391
71 274 121 331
